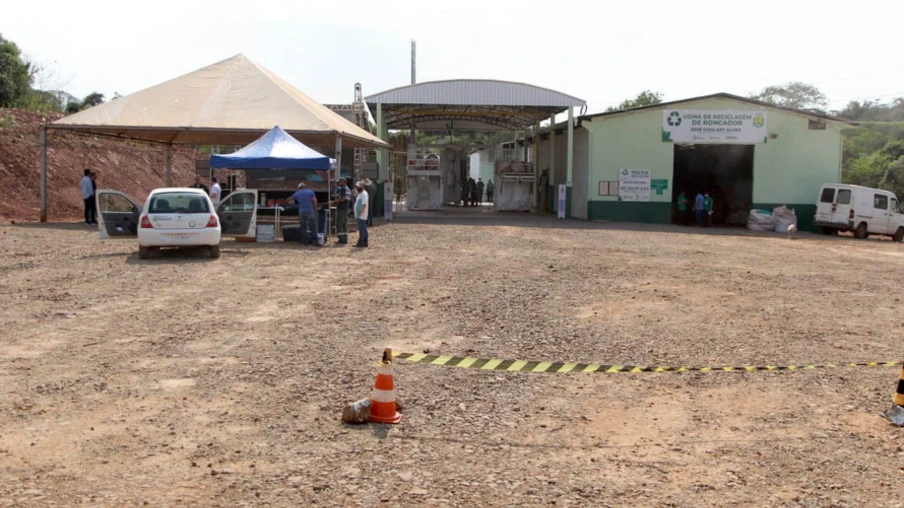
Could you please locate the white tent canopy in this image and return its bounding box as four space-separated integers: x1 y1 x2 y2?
50 54 389 149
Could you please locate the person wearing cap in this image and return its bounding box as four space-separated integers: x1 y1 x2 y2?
190 175 209 194
354 181 369 247
329 178 351 244
289 182 318 245
363 177 377 226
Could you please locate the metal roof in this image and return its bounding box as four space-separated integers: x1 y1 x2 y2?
365 79 585 131
581 93 853 125
366 79 585 108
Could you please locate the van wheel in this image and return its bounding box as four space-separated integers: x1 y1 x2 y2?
138 246 150 259
854 222 869 239
894 227 904 243
209 245 221 259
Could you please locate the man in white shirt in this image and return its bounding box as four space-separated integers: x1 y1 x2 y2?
79 169 96 224
354 181 369 248
209 177 222 207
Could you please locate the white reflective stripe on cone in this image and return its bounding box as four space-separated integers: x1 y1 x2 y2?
371 388 396 403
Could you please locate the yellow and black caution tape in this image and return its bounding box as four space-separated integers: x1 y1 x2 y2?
394 353 902 374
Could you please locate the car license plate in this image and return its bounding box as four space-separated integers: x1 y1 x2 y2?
167 233 194 241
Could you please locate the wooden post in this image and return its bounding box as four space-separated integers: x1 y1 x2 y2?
39 126 48 222
332 134 343 240
165 142 173 187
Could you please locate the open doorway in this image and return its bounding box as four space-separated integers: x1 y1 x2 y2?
672 144 754 226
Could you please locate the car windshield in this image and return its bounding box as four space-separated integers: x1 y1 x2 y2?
148 193 209 214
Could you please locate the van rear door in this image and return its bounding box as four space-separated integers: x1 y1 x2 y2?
832 187 853 226
816 187 835 224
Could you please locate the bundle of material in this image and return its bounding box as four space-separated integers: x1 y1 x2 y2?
772 205 798 233
747 209 776 231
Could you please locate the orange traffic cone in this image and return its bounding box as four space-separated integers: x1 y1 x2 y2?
884 366 904 426
368 348 402 424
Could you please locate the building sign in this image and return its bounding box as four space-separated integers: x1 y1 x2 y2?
618 169 651 202
651 179 668 195
662 110 767 144
557 184 566 219
384 179 393 221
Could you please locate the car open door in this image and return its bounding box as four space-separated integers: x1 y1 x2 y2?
96 190 141 240
217 189 257 239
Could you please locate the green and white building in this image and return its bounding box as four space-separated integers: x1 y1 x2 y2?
475 93 850 230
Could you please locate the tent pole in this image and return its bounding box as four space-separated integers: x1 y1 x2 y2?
39 126 48 222
333 134 343 241
165 142 173 187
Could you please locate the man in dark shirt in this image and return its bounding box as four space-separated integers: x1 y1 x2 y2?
329 178 351 244
190 176 209 194
289 183 318 245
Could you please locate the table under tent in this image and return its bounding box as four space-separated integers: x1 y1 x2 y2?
210 126 350 243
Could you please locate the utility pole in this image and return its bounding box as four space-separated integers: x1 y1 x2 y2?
410 40 416 85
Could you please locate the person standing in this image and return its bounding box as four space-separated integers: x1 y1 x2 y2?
329 178 351 244
460 179 469 207
354 181 369 248
209 177 222 207
89 171 99 223
677 191 689 226
477 178 485 205
289 183 318 245
190 175 209 194
486 179 495 204
80 169 96 225
703 191 714 227
468 177 478 207
364 177 377 227
693 191 705 226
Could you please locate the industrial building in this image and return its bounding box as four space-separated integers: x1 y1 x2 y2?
473 93 849 230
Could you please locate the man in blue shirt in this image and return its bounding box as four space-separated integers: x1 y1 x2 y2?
289 183 318 245
693 191 705 226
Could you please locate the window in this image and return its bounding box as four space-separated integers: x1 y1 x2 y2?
837 189 851 205
487 149 495 163
874 194 889 210
808 120 827 130
599 181 618 196
149 193 210 214
820 187 835 203
502 148 515 161
893 198 900 213
220 192 255 213
99 193 137 214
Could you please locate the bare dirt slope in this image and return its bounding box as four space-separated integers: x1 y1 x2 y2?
0 108 198 223
1 219 904 506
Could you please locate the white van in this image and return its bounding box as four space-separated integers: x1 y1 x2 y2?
814 184 904 241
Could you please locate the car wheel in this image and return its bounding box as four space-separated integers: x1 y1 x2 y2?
854 222 868 239
138 245 150 259
894 227 904 243
210 245 221 259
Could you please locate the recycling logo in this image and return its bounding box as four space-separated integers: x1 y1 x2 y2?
621 169 629 176
667 111 682 127
753 113 765 128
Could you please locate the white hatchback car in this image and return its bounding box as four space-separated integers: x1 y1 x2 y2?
97 188 258 259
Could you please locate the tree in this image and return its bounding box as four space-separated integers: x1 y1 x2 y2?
0 34 33 108
750 82 827 112
81 92 104 108
607 90 664 112
882 156 904 201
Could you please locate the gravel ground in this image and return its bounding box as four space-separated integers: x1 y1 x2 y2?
2 215 904 507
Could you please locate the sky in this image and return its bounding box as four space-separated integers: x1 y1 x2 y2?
4 0 904 116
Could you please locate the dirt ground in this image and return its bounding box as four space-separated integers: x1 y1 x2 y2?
2 214 904 507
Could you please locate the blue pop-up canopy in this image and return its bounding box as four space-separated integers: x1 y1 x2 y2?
209 125 333 170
